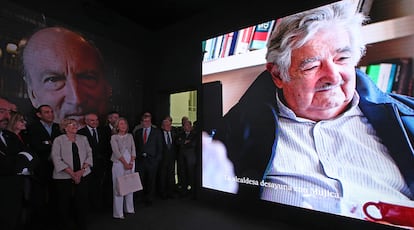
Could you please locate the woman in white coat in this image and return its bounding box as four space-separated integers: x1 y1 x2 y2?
51 118 93 230
110 117 136 219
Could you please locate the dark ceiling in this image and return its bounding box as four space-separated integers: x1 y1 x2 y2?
12 0 211 31
98 1 208 31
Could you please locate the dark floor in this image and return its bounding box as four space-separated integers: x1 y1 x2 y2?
88 195 302 230
86 191 406 230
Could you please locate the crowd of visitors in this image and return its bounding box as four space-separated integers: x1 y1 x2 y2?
0 96 197 229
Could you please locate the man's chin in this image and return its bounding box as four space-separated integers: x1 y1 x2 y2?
0 122 8 130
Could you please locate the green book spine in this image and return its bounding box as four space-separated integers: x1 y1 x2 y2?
366 64 381 85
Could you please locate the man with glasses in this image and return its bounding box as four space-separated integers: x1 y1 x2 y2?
0 96 35 230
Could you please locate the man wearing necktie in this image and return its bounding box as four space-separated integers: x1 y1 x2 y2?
158 118 178 199
177 119 197 198
0 96 36 230
100 110 120 208
78 113 111 211
143 127 148 144
134 112 162 206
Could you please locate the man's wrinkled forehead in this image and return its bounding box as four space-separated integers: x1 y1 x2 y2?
0 98 11 109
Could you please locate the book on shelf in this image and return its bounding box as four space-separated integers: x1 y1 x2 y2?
249 20 276 51
374 63 393 93
234 25 255 55
203 38 214 61
364 63 381 85
202 19 277 62
212 35 224 60
228 30 239 56
358 57 413 96
386 63 398 93
202 40 206 54
361 63 396 93
220 32 235 58
203 37 218 61
388 58 413 96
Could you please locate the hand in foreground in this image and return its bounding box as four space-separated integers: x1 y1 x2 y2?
202 131 238 194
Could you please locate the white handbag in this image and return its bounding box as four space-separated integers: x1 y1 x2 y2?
116 172 143 196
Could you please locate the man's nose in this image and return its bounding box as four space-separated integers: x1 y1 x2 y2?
321 61 342 84
4 111 11 119
64 78 81 104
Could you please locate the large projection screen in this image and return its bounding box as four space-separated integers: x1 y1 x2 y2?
201 1 414 229
0 2 143 126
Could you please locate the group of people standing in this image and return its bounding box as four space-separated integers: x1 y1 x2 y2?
130 113 199 207
0 100 114 230
0 96 198 230
0 18 198 230
156 115 199 201
106 112 199 220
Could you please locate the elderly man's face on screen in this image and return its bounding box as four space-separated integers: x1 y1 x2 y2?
22 27 110 125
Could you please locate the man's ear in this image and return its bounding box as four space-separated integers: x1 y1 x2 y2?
26 86 40 109
266 63 284 88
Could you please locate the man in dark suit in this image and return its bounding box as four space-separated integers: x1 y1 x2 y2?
77 112 112 211
100 110 119 208
134 112 162 206
0 96 36 230
26 104 62 229
158 118 178 199
102 111 120 135
177 119 197 198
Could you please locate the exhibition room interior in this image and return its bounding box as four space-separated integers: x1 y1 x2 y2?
3 0 414 229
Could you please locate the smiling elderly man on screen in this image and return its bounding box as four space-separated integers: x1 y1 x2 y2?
202 0 414 224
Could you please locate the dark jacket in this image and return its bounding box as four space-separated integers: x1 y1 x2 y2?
26 120 61 184
0 129 35 176
0 129 36 229
26 120 61 163
215 69 414 199
77 126 112 163
135 127 163 167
